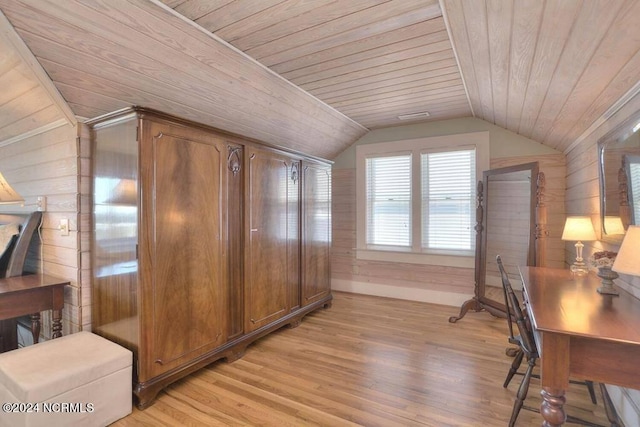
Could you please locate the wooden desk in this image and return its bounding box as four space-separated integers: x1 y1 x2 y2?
0 274 68 345
519 266 640 426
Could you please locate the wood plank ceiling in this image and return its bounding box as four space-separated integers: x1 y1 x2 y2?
1 0 640 156
161 0 470 130
0 10 69 145
0 0 367 160
443 0 640 152
162 0 640 151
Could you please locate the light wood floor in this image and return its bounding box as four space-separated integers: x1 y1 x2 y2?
114 292 610 426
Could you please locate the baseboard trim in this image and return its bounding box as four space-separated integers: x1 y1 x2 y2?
331 279 473 307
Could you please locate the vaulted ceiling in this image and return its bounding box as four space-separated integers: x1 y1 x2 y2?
1 0 639 158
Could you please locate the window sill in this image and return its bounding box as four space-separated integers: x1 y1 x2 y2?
356 248 474 268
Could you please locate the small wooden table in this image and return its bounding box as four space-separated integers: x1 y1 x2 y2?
0 274 68 344
519 266 640 426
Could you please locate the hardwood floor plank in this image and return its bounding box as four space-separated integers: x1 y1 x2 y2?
114 292 610 426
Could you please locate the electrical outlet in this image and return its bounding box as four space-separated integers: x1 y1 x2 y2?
59 218 69 236
36 196 47 212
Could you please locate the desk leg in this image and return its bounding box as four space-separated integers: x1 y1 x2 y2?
541 388 566 426
540 332 570 426
30 313 41 344
52 309 62 339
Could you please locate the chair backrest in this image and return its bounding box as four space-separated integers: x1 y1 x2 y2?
0 233 18 276
0 212 42 278
496 255 516 341
500 261 538 357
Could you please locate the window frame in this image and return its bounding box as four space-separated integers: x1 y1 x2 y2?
355 132 490 267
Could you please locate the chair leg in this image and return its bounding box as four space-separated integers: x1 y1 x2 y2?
504 347 524 388
509 356 536 427
586 380 598 404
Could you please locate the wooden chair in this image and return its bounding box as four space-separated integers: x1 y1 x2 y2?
496 256 525 389
496 255 600 427
0 212 43 352
0 212 42 278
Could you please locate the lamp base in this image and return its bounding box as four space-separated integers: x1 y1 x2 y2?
596 267 619 296
570 262 589 275
597 286 620 296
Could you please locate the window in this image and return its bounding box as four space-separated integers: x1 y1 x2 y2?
356 132 489 267
366 155 412 247
421 150 475 251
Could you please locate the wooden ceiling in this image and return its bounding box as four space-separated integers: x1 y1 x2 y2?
0 10 72 146
443 0 640 152
160 0 470 130
1 0 640 157
0 0 367 159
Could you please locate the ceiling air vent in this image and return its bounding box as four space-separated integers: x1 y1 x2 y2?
397 111 430 120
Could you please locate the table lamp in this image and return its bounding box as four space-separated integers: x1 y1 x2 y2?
613 225 640 277
604 216 625 235
0 172 24 205
562 216 596 274
105 179 137 206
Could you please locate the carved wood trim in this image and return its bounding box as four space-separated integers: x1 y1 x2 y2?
448 180 484 323
474 180 484 300
619 157 631 229
535 171 548 268
228 146 242 175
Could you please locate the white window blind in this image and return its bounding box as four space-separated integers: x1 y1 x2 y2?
366 155 411 246
630 160 640 223
421 150 475 251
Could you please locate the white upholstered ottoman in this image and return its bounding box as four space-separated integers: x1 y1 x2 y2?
0 331 132 427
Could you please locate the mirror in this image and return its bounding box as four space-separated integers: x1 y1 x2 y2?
598 111 640 243
450 162 540 322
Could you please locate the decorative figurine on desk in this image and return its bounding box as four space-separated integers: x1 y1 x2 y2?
590 251 619 296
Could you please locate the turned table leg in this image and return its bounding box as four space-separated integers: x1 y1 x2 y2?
52 308 63 338
541 388 566 426
30 313 41 344
540 333 570 426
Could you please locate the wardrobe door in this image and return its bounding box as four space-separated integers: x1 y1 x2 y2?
301 161 332 306
139 119 227 379
92 113 139 356
244 147 299 332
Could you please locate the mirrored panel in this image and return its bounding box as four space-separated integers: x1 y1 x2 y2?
598 112 640 242
483 168 536 300
449 162 539 322
480 163 538 314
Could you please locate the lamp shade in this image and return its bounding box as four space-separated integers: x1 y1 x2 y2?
612 225 640 276
561 216 597 241
0 172 24 204
105 179 137 205
604 216 625 235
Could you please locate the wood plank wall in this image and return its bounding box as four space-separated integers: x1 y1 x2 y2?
78 123 91 332
484 176 532 290
0 123 82 337
331 152 565 303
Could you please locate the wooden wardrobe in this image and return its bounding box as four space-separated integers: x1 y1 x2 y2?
90 108 332 408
